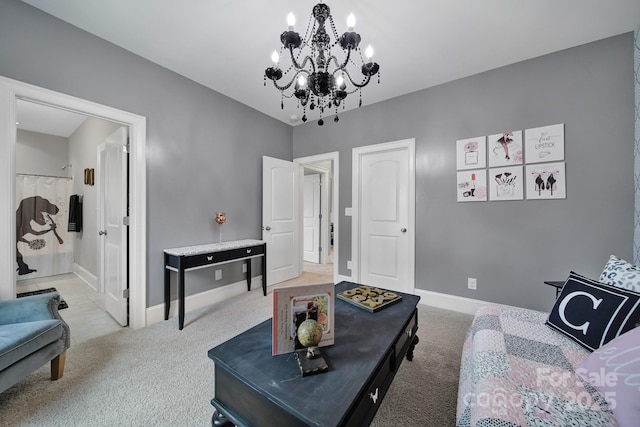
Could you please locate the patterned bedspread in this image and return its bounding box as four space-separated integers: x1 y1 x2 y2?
456 304 618 427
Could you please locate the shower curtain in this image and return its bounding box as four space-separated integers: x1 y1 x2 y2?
16 175 74 280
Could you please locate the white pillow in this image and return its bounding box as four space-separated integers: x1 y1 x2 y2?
600 255 640 293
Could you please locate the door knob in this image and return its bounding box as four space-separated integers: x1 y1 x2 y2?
98 230 107 236
401 228 407 233
265 226 271 231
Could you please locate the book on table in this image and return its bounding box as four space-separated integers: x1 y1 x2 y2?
271 283 335 356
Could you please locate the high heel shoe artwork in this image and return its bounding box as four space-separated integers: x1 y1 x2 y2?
547 174 557 196
535 174 544 196
526 164 565 200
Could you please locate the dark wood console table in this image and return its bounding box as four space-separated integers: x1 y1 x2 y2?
164 239 266 330
207 281 420 427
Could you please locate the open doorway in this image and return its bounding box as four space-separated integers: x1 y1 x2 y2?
295 152 339 285
15 100 127 343
0 76 147 330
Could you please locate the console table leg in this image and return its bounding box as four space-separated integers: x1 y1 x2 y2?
211 409 234 427
178 267 185 330
262 246 267 296
406 336 419 361
164 264 170 321
246 259 252 291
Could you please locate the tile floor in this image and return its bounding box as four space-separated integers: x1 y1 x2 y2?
15 259 334 345
17 273 123 345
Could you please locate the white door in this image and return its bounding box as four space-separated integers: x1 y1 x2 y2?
353 139 415 294
98 127 128 326
303 174 321 263
262 156 301 285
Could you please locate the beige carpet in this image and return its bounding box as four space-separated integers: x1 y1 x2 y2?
0 282 473 427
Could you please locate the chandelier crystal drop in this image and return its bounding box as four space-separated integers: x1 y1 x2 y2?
264 3 380 125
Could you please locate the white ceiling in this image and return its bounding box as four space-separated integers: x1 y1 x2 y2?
17 100 87 138
18 0 640 128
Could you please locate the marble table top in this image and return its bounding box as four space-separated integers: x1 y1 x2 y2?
164 239 265 256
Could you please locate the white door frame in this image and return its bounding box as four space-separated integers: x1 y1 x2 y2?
351 139 415 292
0 76 147 329
294 151 339 284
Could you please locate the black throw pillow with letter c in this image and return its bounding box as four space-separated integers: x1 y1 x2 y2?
546 271 640 351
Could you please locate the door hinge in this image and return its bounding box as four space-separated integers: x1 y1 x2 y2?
319 213 322 219
123 143 130 154
123 216 130 226
319 247 322 252
122 288 130 298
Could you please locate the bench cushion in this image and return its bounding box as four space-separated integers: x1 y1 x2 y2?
0 319 64 371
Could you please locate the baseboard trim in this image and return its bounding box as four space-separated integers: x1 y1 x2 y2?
147 279 485 326
73 264 97 291
337 274 352 283
146 277 264 326
415 289 489 315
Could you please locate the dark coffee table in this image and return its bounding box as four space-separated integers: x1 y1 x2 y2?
207 281 420 426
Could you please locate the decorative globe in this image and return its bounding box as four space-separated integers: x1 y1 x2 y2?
297 319 323 348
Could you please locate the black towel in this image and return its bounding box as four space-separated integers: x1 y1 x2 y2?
68 194 82 232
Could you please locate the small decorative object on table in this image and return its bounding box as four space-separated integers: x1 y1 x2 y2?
214 212 226 243
337 285 402 312
295 317 329 377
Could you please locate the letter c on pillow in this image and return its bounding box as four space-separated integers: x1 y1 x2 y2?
559 291 603 335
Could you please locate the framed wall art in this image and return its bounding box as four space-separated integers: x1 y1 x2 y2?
488 130 523 167
489 166 523 201
457 169 487 202
525 162 566 200
456 136 486 170
525 123 564 164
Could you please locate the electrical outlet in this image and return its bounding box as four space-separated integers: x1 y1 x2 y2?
347 260 352 270
215 269 222 280
468 277 477 290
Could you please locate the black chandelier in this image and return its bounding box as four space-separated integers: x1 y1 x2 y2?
264 2 380 125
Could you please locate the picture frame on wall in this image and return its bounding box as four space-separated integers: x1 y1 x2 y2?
457 169 487 202
488 130 523 167
456 136 486 170
525 162 566 200
489 166 523 201
525 123 564 164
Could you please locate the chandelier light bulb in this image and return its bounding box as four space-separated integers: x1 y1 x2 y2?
271 50 279 65
347 13 356 30
297 74 307 87
336 74 344 87
365 45 374 60
287 12 296 28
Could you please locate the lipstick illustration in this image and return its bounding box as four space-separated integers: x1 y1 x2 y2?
471 173 476 196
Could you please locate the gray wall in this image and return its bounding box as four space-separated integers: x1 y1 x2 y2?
16 129 69 177
0 0 292 306
293 33 635 312
68 117 122 277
